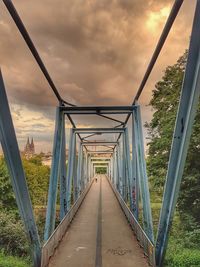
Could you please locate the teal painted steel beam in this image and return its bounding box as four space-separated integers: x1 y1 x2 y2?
60 105 135 112
156 2 200 265
112 150 117 187
132 111 139 220
133 104 154 243
74 128 126 131
80 149 85 191
91 161 110 164
73 135 78 202
124 128 134 214
115 146 120 190
77 143 83 197
90 157 111 160
87 154 90 181
93 164 109 167
75 131 124 135
44 107 63 240
66 129 76 212
82 141 118 145
81 152 85 191
60 115 67 221
116 143 123 196
87 151 114 154
122 133 128 202
0 71 41 266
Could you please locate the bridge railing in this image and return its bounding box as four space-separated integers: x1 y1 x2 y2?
41 179 94 267
107 177 156 266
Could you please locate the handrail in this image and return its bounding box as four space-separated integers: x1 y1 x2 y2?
107 177 156 266
41 179 94 267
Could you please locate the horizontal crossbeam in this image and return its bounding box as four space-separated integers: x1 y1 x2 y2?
92 161 110 164
87 151 114 154
74 128 125 134
82 141 118 145
90 157 111 160
61 106 134 112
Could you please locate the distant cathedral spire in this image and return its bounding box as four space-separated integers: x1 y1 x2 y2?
24 137 35 158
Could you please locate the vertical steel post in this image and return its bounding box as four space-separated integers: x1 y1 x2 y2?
120 138 125 198
0 71 41 267
77 142 83 197
113 149 117 187
132 111 139 220
44 106 63 241
124 128 134 213
117 143 123 195
114 148 118 188
80 147 84 191
60 114 67 221
110 156 113 182
108 159 111 179
88 155 91 181
123 132 129 202
156 2 200 265
85 153 89 183
72 134 78 202
133 104 154 242
83 152 88 187
87 154 90 182
66 129 76 212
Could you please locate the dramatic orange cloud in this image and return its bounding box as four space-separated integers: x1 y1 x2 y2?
0 0 196 151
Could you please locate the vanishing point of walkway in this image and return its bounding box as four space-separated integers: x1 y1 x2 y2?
48 175 149 267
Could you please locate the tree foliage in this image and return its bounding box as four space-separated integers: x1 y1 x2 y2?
0 154 50 258
146 51 200 223
0 155 50 209
23 157 49 206
0 157 16 210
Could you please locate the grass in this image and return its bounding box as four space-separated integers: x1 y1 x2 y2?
0 251 29 267
166 247 200 267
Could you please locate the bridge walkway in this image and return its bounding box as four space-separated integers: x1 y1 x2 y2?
48 175 149 267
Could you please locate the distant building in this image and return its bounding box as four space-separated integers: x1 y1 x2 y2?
41 148 70 166
24 137 35 159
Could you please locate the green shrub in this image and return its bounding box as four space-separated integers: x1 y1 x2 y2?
166 249 200 267
0 211 29 256
0 251 29 267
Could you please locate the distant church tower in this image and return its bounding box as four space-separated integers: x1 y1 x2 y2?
24 137 35 158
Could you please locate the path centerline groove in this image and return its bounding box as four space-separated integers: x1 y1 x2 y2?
95 175 102 267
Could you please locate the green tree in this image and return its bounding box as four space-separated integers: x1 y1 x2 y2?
22 156 50 206
0 157 16 210
146 51 200 223
0 155 50 209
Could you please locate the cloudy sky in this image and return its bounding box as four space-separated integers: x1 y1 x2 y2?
0 0 196 152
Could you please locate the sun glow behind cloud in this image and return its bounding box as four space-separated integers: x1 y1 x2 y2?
146 6 171 34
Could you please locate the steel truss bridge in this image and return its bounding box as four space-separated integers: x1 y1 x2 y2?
0 0 200 266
